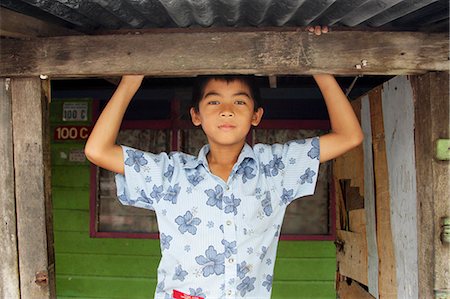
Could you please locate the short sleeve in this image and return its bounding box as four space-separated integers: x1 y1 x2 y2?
115 145 173 211
258 137 320 204
283 137 320 200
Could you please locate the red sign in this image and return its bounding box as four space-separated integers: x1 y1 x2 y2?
54 126 91 141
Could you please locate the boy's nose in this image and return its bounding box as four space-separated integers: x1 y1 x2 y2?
220 111 234 117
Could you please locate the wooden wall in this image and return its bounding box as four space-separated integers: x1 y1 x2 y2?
412 72 450 298
335 72 450 299
50 98 336 299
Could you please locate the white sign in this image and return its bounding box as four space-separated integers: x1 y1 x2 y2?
62 102 88 121
69 149 86 163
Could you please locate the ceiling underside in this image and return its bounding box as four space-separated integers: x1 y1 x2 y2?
1 0 449 33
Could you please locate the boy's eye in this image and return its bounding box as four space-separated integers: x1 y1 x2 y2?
207 100 220 105
235 100 246 105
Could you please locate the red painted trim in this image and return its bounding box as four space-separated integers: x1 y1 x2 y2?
257 120 330 130
89 100 100 238
94 231 160 239
89 162 98 237
329 173 337 240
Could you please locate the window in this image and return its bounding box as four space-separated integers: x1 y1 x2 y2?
90 99 334 240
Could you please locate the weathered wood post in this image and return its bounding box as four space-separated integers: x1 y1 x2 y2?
413 71 450 299
0 78 21 298
3 77 55 299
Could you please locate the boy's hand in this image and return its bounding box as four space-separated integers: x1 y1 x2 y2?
307 26 329 36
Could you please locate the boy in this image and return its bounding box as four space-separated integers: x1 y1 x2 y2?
85 28 363 299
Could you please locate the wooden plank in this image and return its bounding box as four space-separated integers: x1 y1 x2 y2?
349 209 366 234
0 30 448 77
412 72 450 297
0 78 20 298
350 99 365 194
369 87 397 299
53 231 160 255
52 165 90 187
53 210 90 232
11 77 54 299
336 230 368 286
411 73 434 299
277 241 336 258
53 253 334 280
55 253 160 278
0 7 80 38
361 94 379 298
52 187 90 210
429 72 450 295
338 280 375 299
271 281 336 299
381 76 418 298
56 275 156 299
275 258 336 281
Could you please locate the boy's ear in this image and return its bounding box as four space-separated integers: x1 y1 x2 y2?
251 107 264 126
190 107 201 126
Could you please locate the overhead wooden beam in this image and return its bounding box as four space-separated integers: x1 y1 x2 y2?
0 30 448 78
0 7 80 38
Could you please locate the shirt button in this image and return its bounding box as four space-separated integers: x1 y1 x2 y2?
225 185 230 190
226 220 232 226
228 258 234 263
227 290 233 296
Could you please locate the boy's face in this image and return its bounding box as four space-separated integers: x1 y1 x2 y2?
190 79 264 148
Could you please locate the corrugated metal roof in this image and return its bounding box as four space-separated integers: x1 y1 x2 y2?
1 0 448 33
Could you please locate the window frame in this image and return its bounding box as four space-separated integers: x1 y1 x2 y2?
89 99 336 241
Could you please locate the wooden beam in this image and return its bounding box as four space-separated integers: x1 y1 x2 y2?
11 77 55 299
0 7 80 38
0 78 20 298
0 30 448 77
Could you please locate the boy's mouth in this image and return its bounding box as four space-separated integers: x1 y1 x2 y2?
218 124 236 130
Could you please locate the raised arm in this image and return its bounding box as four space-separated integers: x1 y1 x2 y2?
314 74 364 163
84 75 144 174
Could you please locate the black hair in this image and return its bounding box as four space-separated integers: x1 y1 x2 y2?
191 75 262 112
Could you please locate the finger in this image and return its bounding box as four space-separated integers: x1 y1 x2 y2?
322 26 329 33
307 26 315 33
315 26 322 36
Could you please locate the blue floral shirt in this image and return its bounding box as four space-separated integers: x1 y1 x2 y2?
115 137 320 299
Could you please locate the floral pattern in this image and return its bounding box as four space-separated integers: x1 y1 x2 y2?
175 211 201 235
300 168 316 184
124 149 148 172
237 276 256 297
115 138 320 298
195 246 225 277
205 185 224 210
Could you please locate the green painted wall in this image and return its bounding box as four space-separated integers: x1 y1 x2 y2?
51 100 336 299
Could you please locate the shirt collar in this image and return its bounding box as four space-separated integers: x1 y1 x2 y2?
182 143 257 170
